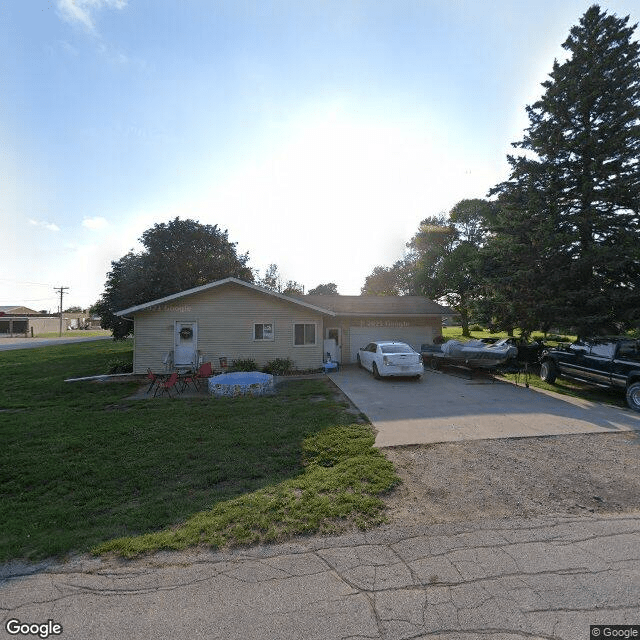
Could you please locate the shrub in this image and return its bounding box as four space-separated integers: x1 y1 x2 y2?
470 324 484 332
263 358 294 376
107 358 133 374
230 358 258 372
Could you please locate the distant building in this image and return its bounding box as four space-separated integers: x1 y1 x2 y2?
0 305 68 337
0 305 41 315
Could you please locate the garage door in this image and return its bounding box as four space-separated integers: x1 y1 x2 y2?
349 326 433 363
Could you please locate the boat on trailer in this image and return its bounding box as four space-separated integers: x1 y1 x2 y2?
423 338 518 370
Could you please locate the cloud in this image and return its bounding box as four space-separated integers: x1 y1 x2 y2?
82 216 108 230
57 0 128 31
29 219 61 232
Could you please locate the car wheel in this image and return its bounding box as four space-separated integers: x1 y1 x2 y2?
626 382 640 412
372 362 381 379
540 360 557 384
356 353 362 369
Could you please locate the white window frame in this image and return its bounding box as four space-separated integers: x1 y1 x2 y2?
253 322 274 342
293 322 317 347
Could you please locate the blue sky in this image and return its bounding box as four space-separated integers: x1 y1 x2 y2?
2 0 639 311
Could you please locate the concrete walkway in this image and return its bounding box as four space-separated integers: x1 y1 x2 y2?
329 367 640 447
2 514 639 640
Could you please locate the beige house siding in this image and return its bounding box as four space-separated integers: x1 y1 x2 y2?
130 282 326 373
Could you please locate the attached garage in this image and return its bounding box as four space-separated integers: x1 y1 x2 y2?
299 295 447 364
348 326 433 362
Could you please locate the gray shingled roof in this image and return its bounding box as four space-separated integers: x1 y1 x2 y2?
297 295 448 316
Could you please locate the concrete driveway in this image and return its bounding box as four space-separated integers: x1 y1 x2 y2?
329 366 640 447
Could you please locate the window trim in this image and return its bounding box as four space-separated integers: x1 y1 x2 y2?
253 321 275 342
293 322 317 347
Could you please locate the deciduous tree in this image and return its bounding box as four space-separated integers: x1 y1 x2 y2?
95 218 252 339
308 283 339 295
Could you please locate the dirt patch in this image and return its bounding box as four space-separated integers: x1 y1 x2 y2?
381 430 640 524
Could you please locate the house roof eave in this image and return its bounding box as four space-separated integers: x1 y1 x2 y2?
114 278 336 317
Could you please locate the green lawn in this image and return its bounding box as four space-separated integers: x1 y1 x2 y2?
33 330 113 339
0 341 398 561
441 326 575 344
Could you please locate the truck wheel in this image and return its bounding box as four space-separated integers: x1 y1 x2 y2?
540 360 557 384
626 382 640 412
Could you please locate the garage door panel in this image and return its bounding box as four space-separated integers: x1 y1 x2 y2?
349 327 432 362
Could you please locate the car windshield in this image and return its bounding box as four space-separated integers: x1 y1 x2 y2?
380 344 414 354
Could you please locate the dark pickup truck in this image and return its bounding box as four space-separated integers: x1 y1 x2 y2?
539 337 640 412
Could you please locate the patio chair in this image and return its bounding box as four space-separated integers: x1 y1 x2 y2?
154 371 180 398
146 368 162 394
181 362 213 391
194 361 213 386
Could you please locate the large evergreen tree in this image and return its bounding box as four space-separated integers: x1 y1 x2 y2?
95 218 253 339
490 5 640 334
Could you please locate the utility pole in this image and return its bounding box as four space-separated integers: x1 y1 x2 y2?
54 286 69 337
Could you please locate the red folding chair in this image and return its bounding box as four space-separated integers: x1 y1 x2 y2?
194 362 213 387
146 368 162 395
154 372 180 398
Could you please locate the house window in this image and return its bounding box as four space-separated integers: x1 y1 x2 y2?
294 323 316 346
254 323 274 341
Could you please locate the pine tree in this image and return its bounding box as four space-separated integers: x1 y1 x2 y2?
490 4 640 334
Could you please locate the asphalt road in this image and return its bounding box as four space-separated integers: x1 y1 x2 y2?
2 514 638 640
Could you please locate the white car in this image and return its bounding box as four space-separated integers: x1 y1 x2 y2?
357 341 424 379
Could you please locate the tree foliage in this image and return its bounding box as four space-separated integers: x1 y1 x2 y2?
95 218 252 339
308 282 339 295
360 259 416 296
489 4 640 335
282 281 305 296
410 201 496 336
256 263 283 292
256 264 305 296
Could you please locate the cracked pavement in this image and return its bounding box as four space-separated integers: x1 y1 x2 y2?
2 514 639 640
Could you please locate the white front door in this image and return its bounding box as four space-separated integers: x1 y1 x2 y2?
174 321 198 368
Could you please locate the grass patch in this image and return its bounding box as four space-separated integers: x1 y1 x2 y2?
0 342 398 561
499 371 628 409
30 330 113 339
442 326 576 345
